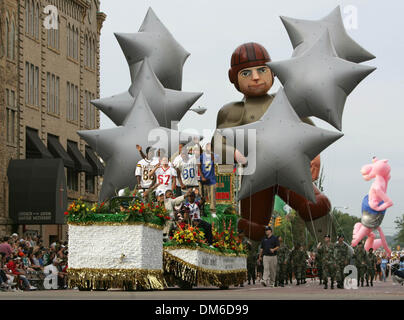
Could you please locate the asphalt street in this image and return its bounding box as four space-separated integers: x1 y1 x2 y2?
0 277 403 300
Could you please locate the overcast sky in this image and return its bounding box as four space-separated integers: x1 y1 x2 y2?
98 0 404 236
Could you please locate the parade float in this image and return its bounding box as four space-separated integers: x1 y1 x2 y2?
66 198 168 290
67 5 378 290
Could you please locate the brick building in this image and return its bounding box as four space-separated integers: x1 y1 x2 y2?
0 0 106 245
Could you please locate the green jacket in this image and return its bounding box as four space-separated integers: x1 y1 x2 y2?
353 247 368 266
334 242 349 265
292 249 306 267
366 251 377 269
322 243 336 265
277 244 290 265
316 245 324 267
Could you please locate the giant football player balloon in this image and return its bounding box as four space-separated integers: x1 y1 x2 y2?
215 42 336 241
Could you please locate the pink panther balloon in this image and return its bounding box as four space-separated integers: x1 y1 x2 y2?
351 157 393 256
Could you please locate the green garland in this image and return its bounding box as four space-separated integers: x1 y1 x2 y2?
65 198 170 227
67 213 165 226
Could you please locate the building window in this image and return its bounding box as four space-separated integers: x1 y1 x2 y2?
0 16 3 58
30 0 34 37
84 91 96 129
47 72 60 115
5 18 8 58
9 20 15 60
66 82 78 122
25 61 40 106
85 174 95 194
67 167 78 191
48 16 59 50
6 89 17 145
34 4 40 40
34 66 39 106
6 16 15 60
25 0 29 34
74 27 78 60
92 38 96 69
67 24 79 60
89 36 93 68
84 34 88 66
25 62 29 104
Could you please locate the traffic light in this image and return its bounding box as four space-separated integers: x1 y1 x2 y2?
274 216 282 227
268 218 273 227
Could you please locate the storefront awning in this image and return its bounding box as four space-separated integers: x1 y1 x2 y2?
7 159 67 225
47 135 75 168
67 141 93 173
85 146 104 176
26 128 53 159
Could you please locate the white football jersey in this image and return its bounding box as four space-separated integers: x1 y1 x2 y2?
155 166 177 193
174 155 199 187
135 159 157 189
186 202 201 220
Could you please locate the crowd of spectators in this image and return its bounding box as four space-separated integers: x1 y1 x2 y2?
0 234 68 291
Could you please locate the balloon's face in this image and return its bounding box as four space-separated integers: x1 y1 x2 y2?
237 65 273 97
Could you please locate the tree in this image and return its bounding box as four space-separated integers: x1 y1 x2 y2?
394 214 404 243
273 209 317 250
330 209 361 244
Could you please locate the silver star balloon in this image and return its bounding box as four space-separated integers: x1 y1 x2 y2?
217 89 343 203
267 30 376 130
115 7 189 90
79 91 196 202
281 6 375 63
91 58 202 128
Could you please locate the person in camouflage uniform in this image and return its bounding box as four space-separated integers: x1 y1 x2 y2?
316 242 324 285
353 241 368 287
292 244 306 285
322 234 336 289
334 234 349 289
286 248 293 285
366 247 377 287
298 245 307 285
289 244 298 285
275 237 289 287
238 229 256 285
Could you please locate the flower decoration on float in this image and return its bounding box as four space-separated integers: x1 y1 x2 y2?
171 224 206 246
212 220 245 254
65 197 170 227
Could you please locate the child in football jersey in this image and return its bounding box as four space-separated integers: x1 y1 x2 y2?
149 157 177 195
134 146 158 192
184 191 205 221
174 149 199 194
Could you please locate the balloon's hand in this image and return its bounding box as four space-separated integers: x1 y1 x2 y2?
310 155 321 181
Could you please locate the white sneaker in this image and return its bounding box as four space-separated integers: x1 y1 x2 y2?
29 285 37 290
